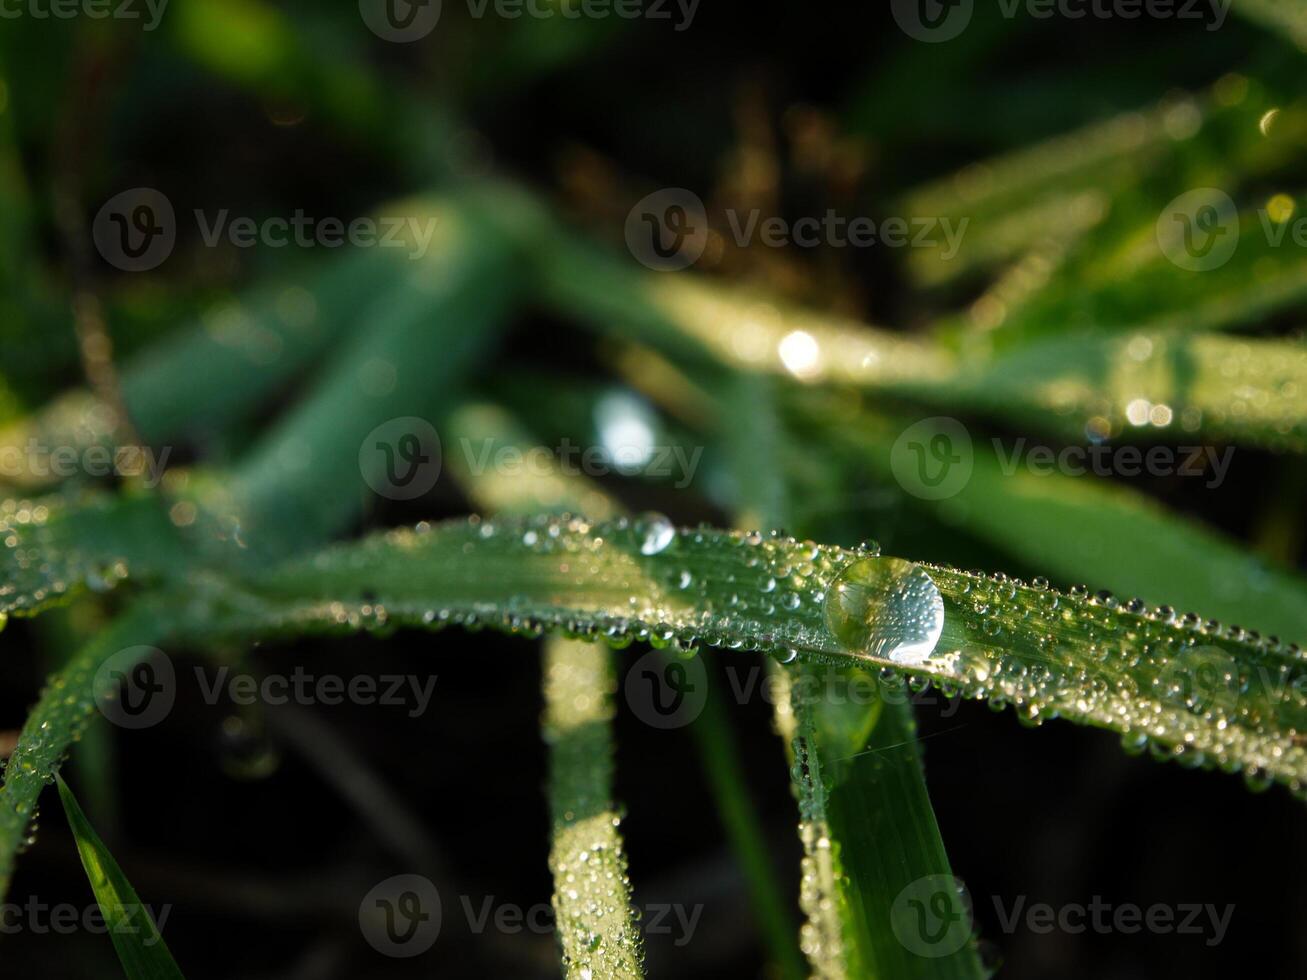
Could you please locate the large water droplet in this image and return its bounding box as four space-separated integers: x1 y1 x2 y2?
636 512 675 556
823 557 945 665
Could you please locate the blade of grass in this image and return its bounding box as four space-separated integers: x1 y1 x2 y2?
0 602 166 896
56 775 185 980
726 373 985 979
217 516 1307 791
4 512 1304 903
444 404 642 978
543 636 644 979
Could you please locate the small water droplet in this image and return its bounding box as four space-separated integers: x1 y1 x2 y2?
635 512 675 556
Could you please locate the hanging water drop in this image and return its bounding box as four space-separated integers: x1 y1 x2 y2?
823 557 945 665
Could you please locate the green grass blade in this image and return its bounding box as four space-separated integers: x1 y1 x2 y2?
444 404 642 977
0 603 166 896
543 637 644 979
220 517 1306 792
56 776 185 980
0 491 184 618
726 374 984 979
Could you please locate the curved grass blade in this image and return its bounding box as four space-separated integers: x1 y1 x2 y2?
57 776 185 980
0 602 165 896
219 516 1306 794
3 515 1303 904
